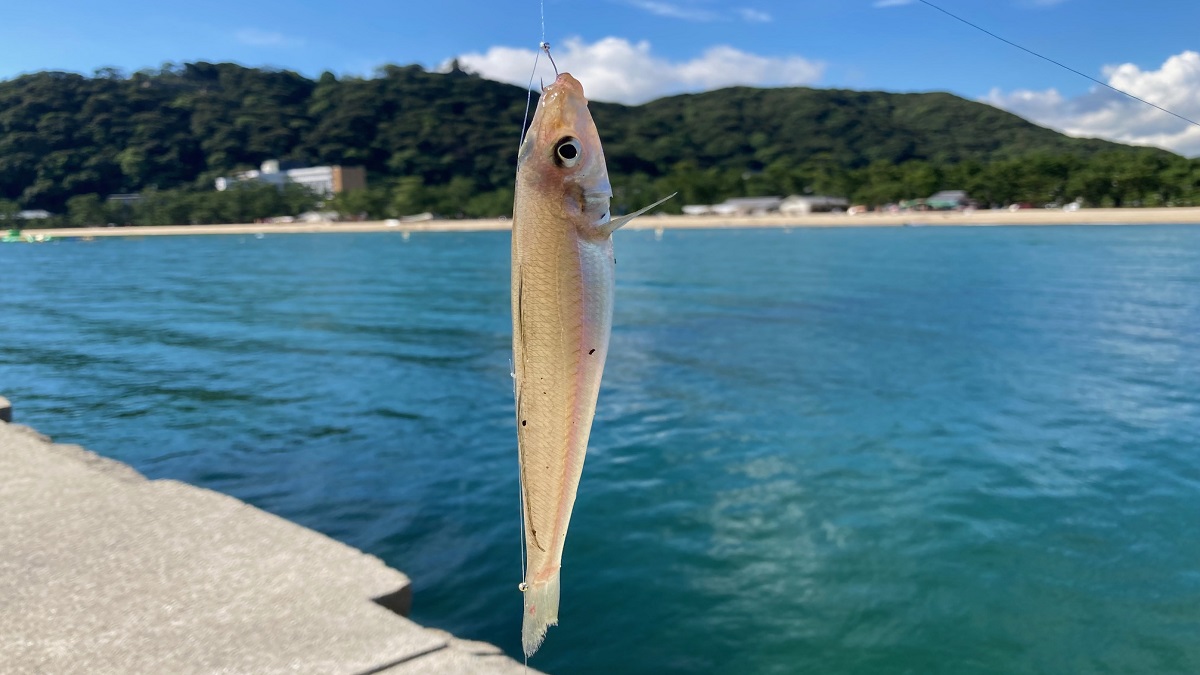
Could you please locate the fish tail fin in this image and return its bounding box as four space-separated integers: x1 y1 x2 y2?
521 572 560 657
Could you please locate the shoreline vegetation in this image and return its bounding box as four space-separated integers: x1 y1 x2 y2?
16 207 1200 238
3 64 1199 227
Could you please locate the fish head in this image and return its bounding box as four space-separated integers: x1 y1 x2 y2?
518 73 613 228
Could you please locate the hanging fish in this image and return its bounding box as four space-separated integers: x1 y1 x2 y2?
511 72 672 657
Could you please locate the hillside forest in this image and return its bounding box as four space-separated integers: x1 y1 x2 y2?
1 62 1198 226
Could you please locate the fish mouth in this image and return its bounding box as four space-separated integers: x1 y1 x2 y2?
584 190 611 208
531 73 592 145
584 191 611 225
549 73 585 99
540 73 588 112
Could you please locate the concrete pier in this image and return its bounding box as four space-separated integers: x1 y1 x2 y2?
0 403 537 674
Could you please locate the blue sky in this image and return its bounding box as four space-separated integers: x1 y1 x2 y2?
4 0 1200 154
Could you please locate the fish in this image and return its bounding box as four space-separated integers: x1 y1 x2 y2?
511 72 673 657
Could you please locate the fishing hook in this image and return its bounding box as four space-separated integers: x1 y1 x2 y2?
540 41 559 77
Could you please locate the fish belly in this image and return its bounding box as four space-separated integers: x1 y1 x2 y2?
512 222 614 656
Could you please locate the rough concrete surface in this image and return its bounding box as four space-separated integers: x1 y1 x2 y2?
0 420 538 674
377 631 536 674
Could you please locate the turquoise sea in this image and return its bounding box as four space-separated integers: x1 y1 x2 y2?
2 225 1199 674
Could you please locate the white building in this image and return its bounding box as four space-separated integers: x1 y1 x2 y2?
684 194 850 217
215 160 366 197
718 196 784 215
780 195 849 215
684 196 784 217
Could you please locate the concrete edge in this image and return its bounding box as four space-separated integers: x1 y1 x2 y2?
1 395 539 673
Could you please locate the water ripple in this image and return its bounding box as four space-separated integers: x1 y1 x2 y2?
3 226 1200 674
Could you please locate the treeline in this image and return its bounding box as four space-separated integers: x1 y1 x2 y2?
0 183 318 228
7 148 1195 228
1 61 1197 223
328 148 1200 219
0 62 524 215
649 150 1200 210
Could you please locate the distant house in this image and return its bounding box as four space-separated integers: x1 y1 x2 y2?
713 196 784 216
0 209 52 222
298 210 340 223
686 194 853 217
780 195 849 215
215 160 366 198
926 190 972 210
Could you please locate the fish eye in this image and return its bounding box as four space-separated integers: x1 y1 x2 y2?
554 137 582 167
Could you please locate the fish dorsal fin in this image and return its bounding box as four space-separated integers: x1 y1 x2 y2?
598 192 676 237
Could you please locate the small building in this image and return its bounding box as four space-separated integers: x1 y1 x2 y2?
16 210 51 220
713 196 784 216
682 204 713 216
926 190 972 210
780 195 849 215
215 160 366 198
298 210 340 223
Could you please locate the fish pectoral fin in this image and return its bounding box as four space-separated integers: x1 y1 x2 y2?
598 192 677 236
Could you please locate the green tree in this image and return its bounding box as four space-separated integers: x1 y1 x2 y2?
0 61 1193 218
66 194 106 226
388 176 430 217
328 185 389 220
0 198 20 225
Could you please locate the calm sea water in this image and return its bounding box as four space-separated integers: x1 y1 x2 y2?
3 225 1200 674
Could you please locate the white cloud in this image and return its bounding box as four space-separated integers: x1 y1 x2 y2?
738 8 773 22
235 29 304 48
983 50 1200 157
453 37 824 105
622 0 771 22
626 0 719 21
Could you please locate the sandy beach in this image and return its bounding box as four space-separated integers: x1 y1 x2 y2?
15 206 1200 238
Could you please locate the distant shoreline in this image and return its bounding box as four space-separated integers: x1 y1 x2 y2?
16 207 1200 238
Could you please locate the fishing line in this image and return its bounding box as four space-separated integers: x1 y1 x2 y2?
915 0 1200 130
518 49 542 157
517 3 549 652
517 0 555 158
518 42 561 161
516 0 548 602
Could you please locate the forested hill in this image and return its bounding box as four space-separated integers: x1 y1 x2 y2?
597 86 1136 174
0 61 1191 216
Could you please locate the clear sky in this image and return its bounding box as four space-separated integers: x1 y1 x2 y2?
4 0 1199 155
